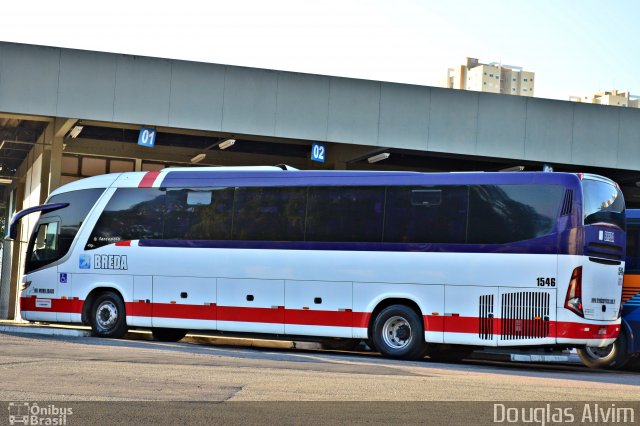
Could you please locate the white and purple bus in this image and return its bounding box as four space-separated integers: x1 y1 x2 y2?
10 167 626 360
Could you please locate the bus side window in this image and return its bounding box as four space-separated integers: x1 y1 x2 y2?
467 184 564 244
306 186 385 243
384 186 467 244
86 188 164 249
164 188 233 240
233 187 306 241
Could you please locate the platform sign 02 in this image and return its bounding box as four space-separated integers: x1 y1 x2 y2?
138 127 157 148
311 143 326 163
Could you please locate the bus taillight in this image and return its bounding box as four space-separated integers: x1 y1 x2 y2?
565 266 584 317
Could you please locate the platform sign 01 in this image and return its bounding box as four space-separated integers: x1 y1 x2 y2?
138 127 157 148
311 143 326 163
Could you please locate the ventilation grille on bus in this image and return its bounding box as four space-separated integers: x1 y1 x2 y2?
500 292 550 340
560 189 573 216
479 294 494 340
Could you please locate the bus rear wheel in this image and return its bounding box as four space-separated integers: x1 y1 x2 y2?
371 304 427 360
577 332 631 369
152 328 188 342
90 291 128 338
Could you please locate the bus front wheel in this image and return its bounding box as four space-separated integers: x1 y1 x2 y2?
152 328 188 342
371 304 427 360
577 332 631 369
90 291 128 339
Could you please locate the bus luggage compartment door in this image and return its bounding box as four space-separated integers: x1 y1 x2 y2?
443 285 498 346
152 276 217 330
217 278 285 334
284 280 352 338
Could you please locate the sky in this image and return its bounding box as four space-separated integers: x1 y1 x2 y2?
0 0 638 101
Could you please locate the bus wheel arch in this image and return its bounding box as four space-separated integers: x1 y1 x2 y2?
577 329 631 369
368 298 427 360
82 287 126 324
83 287 128 339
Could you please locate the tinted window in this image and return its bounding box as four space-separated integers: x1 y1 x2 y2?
306 187 385 242
467 184 563 244
86 188 164 249
28 221 59 265
384 186 468 243
582 179 625 230
26 188 104 272
164 188 234 240
233 187 306 241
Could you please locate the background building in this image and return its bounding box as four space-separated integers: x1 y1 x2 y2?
0 42 639 320
571 90 640 108
443 57 535 97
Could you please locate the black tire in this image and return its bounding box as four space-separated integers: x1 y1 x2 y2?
364 339 376 352
371 304 427 360
577 331 631 369
90 291 128 338
425 344 473 363
152 328 188 342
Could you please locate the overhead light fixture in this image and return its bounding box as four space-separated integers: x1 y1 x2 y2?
218 139 236 150
0 141 5 150
68 126 83 139
190 153 206 164
0 178 12 184
500 166 525 172
367 153 390 164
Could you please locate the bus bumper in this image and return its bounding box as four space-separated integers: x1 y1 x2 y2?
555 318 620 347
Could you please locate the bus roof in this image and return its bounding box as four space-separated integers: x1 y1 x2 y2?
49 167 587 196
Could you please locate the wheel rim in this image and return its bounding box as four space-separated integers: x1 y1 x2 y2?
585 344 614 359
382 315 412 349
96 301 118 331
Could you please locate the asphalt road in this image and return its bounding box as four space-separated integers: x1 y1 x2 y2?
1 332 639 403
2 332 640 425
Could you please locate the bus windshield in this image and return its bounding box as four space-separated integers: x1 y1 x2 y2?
582 178 625 230
25 188 105 273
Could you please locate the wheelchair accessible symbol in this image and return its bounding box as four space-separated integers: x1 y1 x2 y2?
79 254 91 269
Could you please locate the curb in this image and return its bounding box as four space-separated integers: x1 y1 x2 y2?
0 325 90 337
0 322 323 350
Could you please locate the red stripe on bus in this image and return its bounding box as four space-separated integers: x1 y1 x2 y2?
143 302 217 321
138 171 161 188
285 309 353 327
19 297 621 340
556 322 619 339
217 306 284 324
126 301 153 317
20 296 83 313
115 240 131 247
